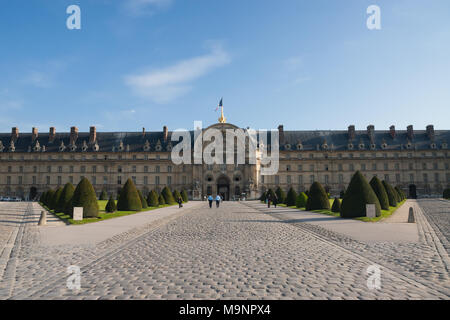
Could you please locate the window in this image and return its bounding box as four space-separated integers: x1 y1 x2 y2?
396 174 400 183
422 163 427 170
274 176 279 184
33 166 37 173
19 166 23 173
104 166 108 173
287 175 291 184
92 176 96 185
338 174 343 184
46 176 50 184
144 176 148 185
286 165 291 171
156 166 160 173
167 176 172 185
133 155 137 160
361 164 366 171
338 164 343 171
103 176 108 185
7 166 12 173
168 166 172 173
144 166 148 173
349 164 354 171
384 174 389 182
132 166 136 173
81 166 86 173
409 174 414 183
446 173 450 183
69 176 73 183
423 173 428 183
93 166 97 173
310 164 314 171
433 163 438 170
395 163 400 170
434 173 439 182
298 165 303 171
310 175 314 183
155 176 160 185
372 163 377 171
58 166 62 173
384 163 388 170
298 175 303 184
118 166 122 173
7 176 11 185
132 176 136 184
324 175 329 184
409 163 413 170
117 176 122 185
70 166 74 173
182 176 187 184
18 176 22 185
57 176 62 185
32 176 36 184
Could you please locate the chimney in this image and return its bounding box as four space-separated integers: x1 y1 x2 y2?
70 126 78 145
89 126 96 144
11 127 19 142
163 126 168 142
32 127 38 142
278 125 285 145
367 125 375 140
142 127 145 137
407 125 414 140
49 127 56 142
389 125 396 139
348 125 355 141
426 125 434 140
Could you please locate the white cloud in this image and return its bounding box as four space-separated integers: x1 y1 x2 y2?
283 56 303 71
124 0 172 15
24 71 53 88
125 45 231 103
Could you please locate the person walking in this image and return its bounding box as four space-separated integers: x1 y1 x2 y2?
273 194 278 208
267 193 272 208
177 196 183 208
215 195 221 208
207 195 213 208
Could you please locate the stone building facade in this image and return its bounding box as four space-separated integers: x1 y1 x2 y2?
0 122 449 200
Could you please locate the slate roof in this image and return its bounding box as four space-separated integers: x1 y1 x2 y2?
0 128 448 153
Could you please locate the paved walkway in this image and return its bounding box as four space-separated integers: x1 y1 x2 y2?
0 200 448 299
38 202 203 246
247 201 419 243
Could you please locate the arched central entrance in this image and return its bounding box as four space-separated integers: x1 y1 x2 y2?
409 184 417 199
217 176 230 201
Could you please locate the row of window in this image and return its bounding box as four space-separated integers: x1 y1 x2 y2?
1 175 189 186
3 165 185 174
263 172 450 185
0 154 169 161
285 162 450 172
281 152 449 160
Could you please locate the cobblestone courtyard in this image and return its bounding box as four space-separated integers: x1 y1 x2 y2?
0 200 449 300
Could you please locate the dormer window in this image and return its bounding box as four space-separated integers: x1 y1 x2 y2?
348 143 354 150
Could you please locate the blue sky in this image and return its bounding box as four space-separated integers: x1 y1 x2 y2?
0 0 449 133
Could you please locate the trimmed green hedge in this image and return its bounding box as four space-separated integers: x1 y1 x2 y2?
306 182 330 211
105 195 117 213
341 171 381 218
296 192 308 208
382 181 398 207
275 187 286 204
331 197 341 213
70 178 100 218
181 189 188 202
158 194 166 205
285 187 297 206
117 178 142 211
369 176 390 210
138 189 148 208
99 190 108 200
162 187 175 205
147 190 159 207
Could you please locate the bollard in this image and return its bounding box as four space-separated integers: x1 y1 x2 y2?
407 207 415 223
38 210 47 226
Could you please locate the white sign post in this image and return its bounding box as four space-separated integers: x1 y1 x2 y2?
73 207 83 221
366 204 376 218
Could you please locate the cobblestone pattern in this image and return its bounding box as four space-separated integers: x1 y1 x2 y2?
4 202 449 299
417 199 450 254
244 202 450 296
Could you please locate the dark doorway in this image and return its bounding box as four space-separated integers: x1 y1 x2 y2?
217 176 230 201
29 187 37 201
409 184 417 199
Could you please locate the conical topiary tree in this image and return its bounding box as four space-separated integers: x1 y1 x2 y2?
181 189 188 202
105 195 117 213
158 194 166 206
56 183 75 213
285 187 297 206
161 186 175 204
306 182 330 211
138 189 148 208
173 190 182 203
369 176 390 210
275 187 286 204
394 186 404 202
117 178 142 211
331 197 341 213
50 187 64 211
296 192 308 208
147 190 159 207
382 181 397 207
70 178 99 218
99 190 108 200
39 191 47 205
45 189 55 208
341 171 381 218
259 191 267 202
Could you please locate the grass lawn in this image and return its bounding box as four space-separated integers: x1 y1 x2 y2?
46 200 178 225
267 199 406 222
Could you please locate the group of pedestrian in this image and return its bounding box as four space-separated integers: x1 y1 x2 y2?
266 193 278 208
207 195 223 208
